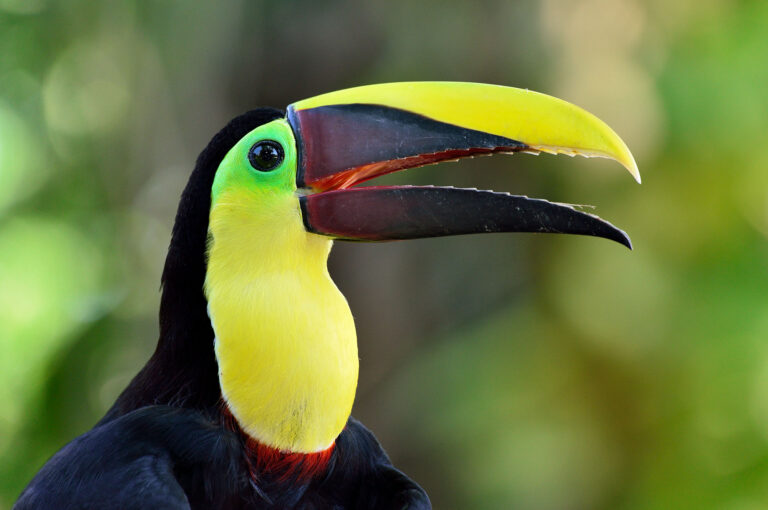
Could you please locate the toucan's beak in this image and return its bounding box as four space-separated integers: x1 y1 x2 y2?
288 82 639 249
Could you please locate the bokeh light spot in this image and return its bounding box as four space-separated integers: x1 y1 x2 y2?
43 42 130 136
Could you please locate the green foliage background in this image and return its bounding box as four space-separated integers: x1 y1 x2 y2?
1 1 767 508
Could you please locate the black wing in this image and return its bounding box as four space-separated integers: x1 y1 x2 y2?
14 406 246 510
16 407 430 509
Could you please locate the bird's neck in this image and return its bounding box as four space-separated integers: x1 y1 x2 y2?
205 188 358 453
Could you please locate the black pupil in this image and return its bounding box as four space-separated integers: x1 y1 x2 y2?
248 140 284 171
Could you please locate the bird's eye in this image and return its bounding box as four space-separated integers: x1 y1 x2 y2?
248 140 284 172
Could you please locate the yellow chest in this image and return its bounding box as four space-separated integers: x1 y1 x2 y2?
204 189 358 453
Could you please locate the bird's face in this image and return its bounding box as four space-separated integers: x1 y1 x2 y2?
208 117 331 280
211 119 298 207
209 117 299 241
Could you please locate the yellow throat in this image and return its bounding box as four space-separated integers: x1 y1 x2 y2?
205 184 358 454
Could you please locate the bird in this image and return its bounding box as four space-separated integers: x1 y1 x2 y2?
15 82 638 509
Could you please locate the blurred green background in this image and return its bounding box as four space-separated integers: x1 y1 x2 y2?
2 0 768 508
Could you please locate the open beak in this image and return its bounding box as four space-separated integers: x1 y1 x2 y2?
288 82 639 249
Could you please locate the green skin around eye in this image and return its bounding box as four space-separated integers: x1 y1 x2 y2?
211 119 298 205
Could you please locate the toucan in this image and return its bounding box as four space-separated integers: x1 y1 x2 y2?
15 82 638 509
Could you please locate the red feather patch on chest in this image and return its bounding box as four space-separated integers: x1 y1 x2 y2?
245 438 335 482
220 405 335 482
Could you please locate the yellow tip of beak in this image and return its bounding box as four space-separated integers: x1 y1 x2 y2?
527 141 641 184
